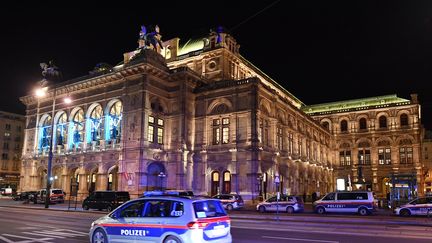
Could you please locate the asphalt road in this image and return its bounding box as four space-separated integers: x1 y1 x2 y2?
0 205 431 243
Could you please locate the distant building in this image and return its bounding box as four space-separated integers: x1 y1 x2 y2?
0 111 24 192
421 130 432 196
303 94 422 202
18 26 425 203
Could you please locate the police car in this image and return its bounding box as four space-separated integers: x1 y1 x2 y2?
89 195 232 243
313 191 377 216
256 194 304 213
394 197 432 217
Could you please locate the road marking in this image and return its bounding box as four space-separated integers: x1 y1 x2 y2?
2 234 54 242
23 232 65 239
0 228 88 243
0 236 16 243
263 236 339 243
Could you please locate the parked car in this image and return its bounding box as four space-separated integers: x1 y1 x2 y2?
83 191 130 211
213 193 244 210
89 196 232 243
256 194 304 213
33 188 65 204
12 191 38 201
394 197 432 216
313 191 377 216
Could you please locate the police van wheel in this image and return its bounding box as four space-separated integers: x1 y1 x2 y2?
286 206 294 214
259 206 266 213
164 235 181 243
107 206 113 212
316 207 325 214
400 209 411 217
226 204 234 211
83 205 89 210
92 228 108 243
358 207 369 216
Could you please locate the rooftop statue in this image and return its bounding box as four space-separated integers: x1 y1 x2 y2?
138 25 163 53
40 60 62 81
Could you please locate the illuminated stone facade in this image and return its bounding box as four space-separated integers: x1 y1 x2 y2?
303 95 423 200
19 27 423 203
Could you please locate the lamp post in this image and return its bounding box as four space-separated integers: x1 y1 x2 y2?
257 174 263 201
36 82 71 209
158 172 166 191
274 172 280 221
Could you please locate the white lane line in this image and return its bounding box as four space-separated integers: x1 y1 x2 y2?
2 234 54 242
37 231 83 237
52 229 88 235
23 232 65 239
0 235 17 243
263 236 339 243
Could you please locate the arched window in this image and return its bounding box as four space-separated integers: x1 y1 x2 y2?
322 121 329 131
148 101 165 145
108 101 122 143
379 116 387 129
39 115 52 152
340 120 348 132
56 112 67 147
89 105 103 142
400 114 409 127
72 109 84 147
359 118 367 130
222 171 231 194
211 171 220 196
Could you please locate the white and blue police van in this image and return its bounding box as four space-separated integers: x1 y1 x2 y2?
89 195 232 243
394 197 432 217
313 191 377 216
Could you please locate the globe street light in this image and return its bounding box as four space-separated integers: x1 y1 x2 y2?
158 172 166 191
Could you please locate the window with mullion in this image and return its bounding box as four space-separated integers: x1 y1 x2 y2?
277 127 283 150
340 150 351 166
400 147 413 164
378 148 391 165
148 115 164 144
212 118 230 145
288 132 293 154
358 148 371 165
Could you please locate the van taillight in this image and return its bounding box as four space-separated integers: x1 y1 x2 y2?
187 221 209 229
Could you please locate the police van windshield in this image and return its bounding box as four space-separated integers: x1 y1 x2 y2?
193 200 227 218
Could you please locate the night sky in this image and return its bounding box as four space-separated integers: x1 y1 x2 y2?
1 1 432 129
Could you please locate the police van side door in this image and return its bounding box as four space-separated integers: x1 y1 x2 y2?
320 193 336 212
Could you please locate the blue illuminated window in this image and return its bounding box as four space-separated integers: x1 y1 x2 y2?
72 109 84 145
108 101 122 142
56 112 68 146
89 105 103 142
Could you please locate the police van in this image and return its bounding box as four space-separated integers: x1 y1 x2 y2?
89 196 232 243
394 197 432 217
313 191 377 216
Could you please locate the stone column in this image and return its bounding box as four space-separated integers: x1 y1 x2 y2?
77 169 88 201
97 173 108 191
228 148 238 194
61 166 70 195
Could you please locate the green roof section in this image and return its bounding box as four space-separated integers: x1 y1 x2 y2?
178 38 205 56
302 94 410 114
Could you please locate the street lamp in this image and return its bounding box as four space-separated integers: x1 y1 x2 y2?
257 174 263 201
35 81 71 209
274 172 280 221
158 172 166 191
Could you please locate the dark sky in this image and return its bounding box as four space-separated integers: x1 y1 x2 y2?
1 1 432 129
